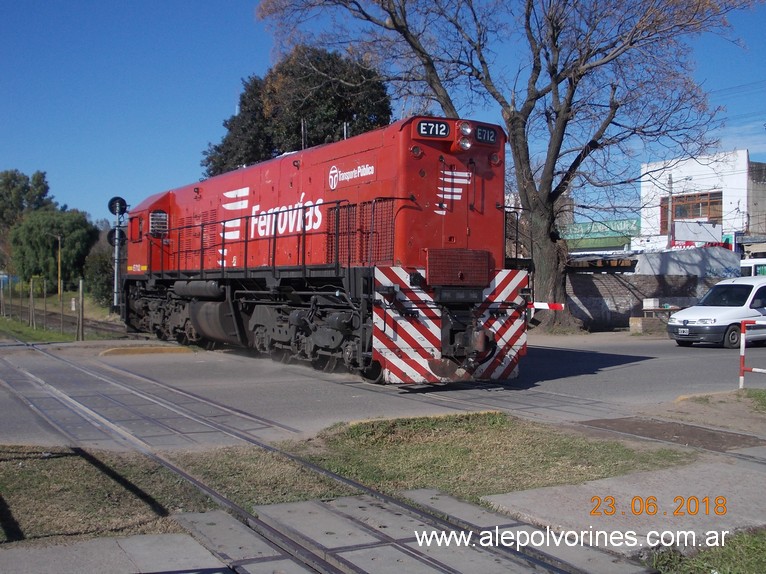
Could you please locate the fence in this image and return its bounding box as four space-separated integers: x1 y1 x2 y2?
0 277 87 340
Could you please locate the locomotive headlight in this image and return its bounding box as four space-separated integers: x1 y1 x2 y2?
458 137 472 151
457 121 473 136
489 152 501 166
410 145 424 158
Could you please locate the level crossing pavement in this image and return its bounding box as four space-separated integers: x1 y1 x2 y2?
0 335 764 573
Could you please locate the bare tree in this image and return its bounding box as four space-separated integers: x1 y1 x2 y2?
258 0 758 325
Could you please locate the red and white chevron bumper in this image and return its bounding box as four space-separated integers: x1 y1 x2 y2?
372 267 529 384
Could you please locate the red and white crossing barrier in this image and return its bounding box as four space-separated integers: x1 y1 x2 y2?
738 319 766 389
528 302 565 311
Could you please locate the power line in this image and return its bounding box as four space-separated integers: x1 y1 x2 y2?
709 79 766 98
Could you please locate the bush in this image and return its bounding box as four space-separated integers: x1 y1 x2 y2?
83 247 114 307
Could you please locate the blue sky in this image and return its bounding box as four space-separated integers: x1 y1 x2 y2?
1 1 764 223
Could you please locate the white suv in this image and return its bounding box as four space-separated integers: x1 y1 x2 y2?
667 276 766 348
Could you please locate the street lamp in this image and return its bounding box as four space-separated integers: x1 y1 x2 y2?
47 233 62 301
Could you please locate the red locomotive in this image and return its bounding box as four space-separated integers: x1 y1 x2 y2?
122 116 530 383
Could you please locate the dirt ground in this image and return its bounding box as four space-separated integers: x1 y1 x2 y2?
573 391 766 453
642 391 766 436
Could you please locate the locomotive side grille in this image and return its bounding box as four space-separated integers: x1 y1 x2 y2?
359 199 394 265
327 204 357 265
177 216 194 269
327 200 394 266
201 209 218 249
178 217 192 250
427 248 491 286
176 211 218 270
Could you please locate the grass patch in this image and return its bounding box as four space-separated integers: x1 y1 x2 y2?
649 528 766 574
170 445 357 509
744 388 766 412
0 446 213 545
0 312 120 343
283 412 693 502
0 414 697 547
0 316 76 343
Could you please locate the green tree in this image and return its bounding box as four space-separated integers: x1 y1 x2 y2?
9 209 99 289
202 45 391 177
0 169 56 268
263 45 392 154
258 0 756 326
202 76 274 177
84 246 115 307
83 220 117 307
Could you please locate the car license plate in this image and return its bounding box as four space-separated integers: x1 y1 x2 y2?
679 328 690 335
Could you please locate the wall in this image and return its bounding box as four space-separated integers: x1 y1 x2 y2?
565 246 740 330
566 273 718 330
634 246 740 277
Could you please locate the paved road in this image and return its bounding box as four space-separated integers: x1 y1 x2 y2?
40 331 766 438
0 333 762 574
3 331 764 445
519 331 766 404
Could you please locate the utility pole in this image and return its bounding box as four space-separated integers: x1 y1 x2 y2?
666 174 674 248
46 233 62 301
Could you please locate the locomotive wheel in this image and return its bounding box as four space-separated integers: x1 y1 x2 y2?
252 325 271 353
361 361 384 384
311 355 334 372
269 349 291 364
203 339 219 351
322 356 339 372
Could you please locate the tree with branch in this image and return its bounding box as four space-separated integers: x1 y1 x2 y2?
202 45 391 177
258 0 758 325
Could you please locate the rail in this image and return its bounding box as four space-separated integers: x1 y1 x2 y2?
3 342 588 574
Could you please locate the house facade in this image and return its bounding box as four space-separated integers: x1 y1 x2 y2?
632 149 766 253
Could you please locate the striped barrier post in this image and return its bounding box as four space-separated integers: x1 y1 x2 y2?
528 302 565 311
738 319 766 389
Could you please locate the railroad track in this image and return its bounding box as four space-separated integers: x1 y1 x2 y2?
0 340 649 574
2 304 146 339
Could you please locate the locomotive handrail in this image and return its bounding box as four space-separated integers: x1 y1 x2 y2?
145 195 416 280
363 195 414 266
176 226 181 277
244 214 249 276
264 199 352 277
220 220 226 278
367 198 379 266
366 197 386 266
200 222 206 277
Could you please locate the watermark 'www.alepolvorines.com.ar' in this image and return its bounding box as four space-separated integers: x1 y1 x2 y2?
414 526 730 552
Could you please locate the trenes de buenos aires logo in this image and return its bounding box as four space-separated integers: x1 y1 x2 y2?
328 164 375 190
